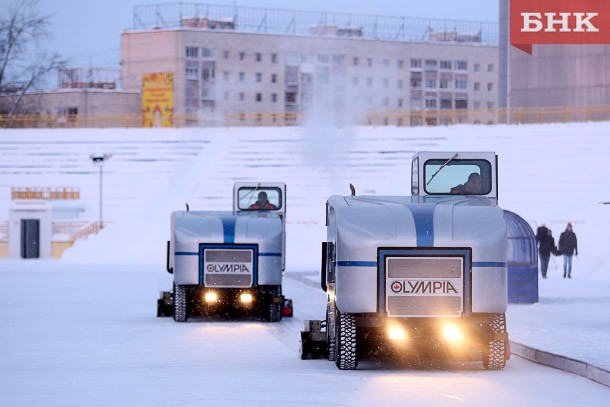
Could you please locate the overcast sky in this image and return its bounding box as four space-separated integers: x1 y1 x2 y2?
37 1 498 68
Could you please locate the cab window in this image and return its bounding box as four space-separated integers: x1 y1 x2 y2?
424 159 492 195
238 187 282 210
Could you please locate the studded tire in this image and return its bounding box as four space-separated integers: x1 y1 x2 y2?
482 313 507 370
326 305 336 361
335 311 358 370
173 283 188 322
267 286 282 322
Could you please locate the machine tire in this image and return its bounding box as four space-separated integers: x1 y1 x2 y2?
267 286 282 322
173 283 188 322
335 310 358 370
482 313 507 370
326 305 336 361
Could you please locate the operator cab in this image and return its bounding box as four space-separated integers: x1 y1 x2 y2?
233 183 286 215
411 152 498 202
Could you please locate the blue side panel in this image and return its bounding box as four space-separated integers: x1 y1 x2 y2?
408 204 435 247
219 216 237 244
259 252 282 257
377 248 472 317
473 261 507 268
337 261 377 267
198 244 258 287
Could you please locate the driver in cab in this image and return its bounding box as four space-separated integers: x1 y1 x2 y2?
248 191 278 210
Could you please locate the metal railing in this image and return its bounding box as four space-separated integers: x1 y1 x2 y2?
3 105 610 128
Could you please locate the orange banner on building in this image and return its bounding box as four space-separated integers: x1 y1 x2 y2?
142 73 174 127
511 0 610 54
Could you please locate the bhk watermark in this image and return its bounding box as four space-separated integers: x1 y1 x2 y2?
511 0 610 54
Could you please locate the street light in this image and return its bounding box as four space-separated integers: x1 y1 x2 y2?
89 153 112 230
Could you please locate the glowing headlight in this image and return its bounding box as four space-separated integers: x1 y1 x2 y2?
204 291 218 303
442 324 464 343
388 326 407 341
239 293 253 303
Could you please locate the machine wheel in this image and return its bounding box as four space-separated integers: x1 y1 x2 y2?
267 286 282 322
335 310 358 370
482 313 507 370
173 283 188 322
326 305 336 361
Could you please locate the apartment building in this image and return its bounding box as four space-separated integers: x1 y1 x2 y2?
121 4 499 126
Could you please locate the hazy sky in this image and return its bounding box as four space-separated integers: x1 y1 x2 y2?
36 0 498 68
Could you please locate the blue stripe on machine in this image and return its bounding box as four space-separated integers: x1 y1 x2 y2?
409 204 435 247
219 216 236 244
175 251 198 256
337 261 377 267
259 252 282 257
473 261 507 267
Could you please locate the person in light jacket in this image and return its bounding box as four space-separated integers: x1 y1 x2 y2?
558 223 578 279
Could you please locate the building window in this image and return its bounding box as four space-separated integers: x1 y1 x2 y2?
353 57 359 66
239 51 245 61
239 92 244 101
440 60 452 70
439 79 450 89
455 80 467 89
223 71 229 81
473 101 481 109
332 54 345 65
202 68 215 81
425 59 437 69
410 78 422 88
487 82 493 91
185 47 198 58
488 64 494 72
440 99 452 109
256 52 262 62
474 63 480 72
271 53 277 63
474 82 480 91
382 97 389 107
301 53 313 63
487 101 495 110
186 67 198 79
410 98 422 109
398 98 404 108
271 93 277 103
202 48 215 59
456 60 468 70
256 93 262 102
223 50 229 60
202 88 213 101
410 58 422 68
367 58 373 67
271 73 277 83
397 60 404 69
239 72 245 81
455 99 468 109
318 54 330 64
256 73 262 82
425 79 437 88
425 99 437 108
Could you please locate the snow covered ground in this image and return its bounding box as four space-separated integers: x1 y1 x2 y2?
1 122 610 404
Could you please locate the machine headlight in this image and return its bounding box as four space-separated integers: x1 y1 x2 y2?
388 326 407 341
204 291 218 303
442 324 464 343
239 293 253 304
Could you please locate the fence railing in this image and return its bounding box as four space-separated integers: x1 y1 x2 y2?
3 105 610 128
11 187 80 200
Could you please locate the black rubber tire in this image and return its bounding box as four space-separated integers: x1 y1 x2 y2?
267 286 282 322
326 305 336 361
482 313 507 370
335 310 358 370
173 283 188 322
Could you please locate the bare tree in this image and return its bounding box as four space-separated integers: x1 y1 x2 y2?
0 0 66 123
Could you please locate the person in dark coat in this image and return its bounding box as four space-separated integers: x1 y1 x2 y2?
538 228 557 279
558 223 578 278
535 224 549 276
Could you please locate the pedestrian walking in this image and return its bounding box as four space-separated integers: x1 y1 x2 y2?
538 228 557 279
536 223 550 277
558 223 578 278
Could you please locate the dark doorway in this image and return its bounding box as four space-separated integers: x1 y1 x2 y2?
21 219 40 259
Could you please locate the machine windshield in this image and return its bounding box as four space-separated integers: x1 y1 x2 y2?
238 187 283 210
423 159 492 195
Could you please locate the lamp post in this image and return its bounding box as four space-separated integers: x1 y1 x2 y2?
89 153 112 230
